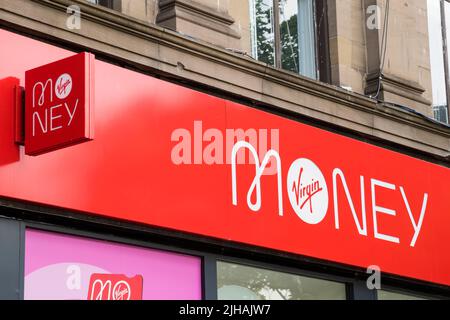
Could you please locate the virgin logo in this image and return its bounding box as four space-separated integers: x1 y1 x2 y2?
113 282 130 300
55 73 72 99
87 274 143 300
292 168 322 212
287 159 329 224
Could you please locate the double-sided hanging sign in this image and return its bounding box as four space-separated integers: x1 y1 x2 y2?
25 52 94 156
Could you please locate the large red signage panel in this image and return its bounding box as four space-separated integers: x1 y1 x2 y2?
1 29 450 286
25 52 94 155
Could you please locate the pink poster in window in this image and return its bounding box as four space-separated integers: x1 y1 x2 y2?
24 229 202 300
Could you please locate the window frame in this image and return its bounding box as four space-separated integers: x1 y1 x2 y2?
250 0 331 83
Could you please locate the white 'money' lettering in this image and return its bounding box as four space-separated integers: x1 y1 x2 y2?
371 179 400 244
65 99 78 126
231 141 283 216
400 187 428 247
230 141 430 247
333 168 368 236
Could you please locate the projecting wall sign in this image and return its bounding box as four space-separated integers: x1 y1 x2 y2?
25 52 94 156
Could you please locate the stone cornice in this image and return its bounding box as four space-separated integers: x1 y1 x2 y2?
366 72 431 106
1 0 449 162
158 0 236 26
156 0 241 39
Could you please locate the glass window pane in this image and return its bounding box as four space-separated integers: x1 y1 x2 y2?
377 290 428 300
217 261 346 300
250 0 276 66
279 0 317 78
446 0 450 75
86 0 112 8
427 0 449 123
24 229 202 300
280 0 299 73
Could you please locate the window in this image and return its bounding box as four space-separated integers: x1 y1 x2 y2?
217 261 347 300
249 0 330 81
24 229 202 300
427 0 450 124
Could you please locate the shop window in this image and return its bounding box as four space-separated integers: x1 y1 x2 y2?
217 261 346 300
24 229 202 300
427 0 450 124
377 290 428 300
249 0 330 82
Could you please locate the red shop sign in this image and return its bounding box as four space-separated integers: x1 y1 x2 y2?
1 29 450 287
87 274 143 300
25 52 94 156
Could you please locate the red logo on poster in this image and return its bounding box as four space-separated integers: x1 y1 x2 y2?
25 52 94 156
87 274 143 300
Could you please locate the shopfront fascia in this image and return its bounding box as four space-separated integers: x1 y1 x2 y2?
0 27 450 300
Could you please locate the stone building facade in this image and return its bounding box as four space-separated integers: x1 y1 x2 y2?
1 0 448 160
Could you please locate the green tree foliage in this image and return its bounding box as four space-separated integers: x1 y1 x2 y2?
280 12 299 73
254 0 300 73
255 0 275 66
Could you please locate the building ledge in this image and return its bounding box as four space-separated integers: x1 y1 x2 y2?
156 0 241 41
1 0 449 163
